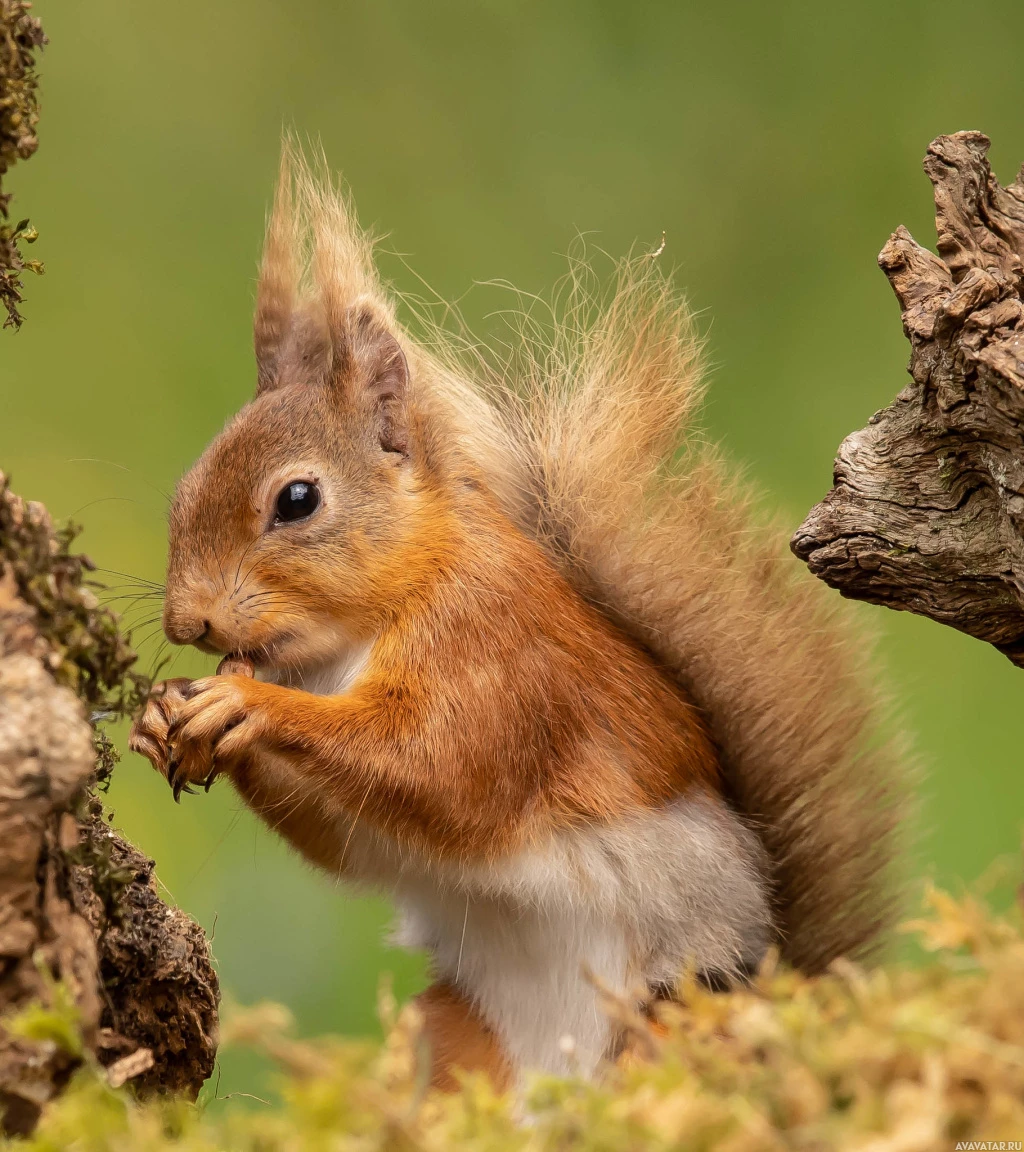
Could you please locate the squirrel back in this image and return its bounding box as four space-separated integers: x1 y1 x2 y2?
255 148 909 974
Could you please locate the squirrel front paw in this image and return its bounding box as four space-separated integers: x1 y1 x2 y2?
163 675 274 801
128 678 196 790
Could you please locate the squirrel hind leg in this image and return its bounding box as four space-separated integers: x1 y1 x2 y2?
648 951 762 1001
414 981 513 1094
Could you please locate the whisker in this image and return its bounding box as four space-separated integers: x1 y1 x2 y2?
144 642 169 675
100 597 165 615
64 458 173 506
126 616 165 637
103 602 164 627
234 591 294 609
234 552 267 598
68 496 139 520
134 622 170 651
117 598 165 614
187 808 245 885
230 538 260 600
97 584 166 596
93 568 166 590
339 779 374 872
149 647 175 682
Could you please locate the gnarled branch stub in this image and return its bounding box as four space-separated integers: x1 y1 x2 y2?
792 131 1024 666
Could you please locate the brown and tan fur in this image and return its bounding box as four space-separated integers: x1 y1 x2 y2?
130 147 907 1090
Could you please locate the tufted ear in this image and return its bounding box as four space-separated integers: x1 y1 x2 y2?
335 308 410 456
254 150 302 393
255 142 408 438
255 304 333 395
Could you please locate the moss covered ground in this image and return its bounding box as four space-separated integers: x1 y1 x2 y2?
4 881 1023 1151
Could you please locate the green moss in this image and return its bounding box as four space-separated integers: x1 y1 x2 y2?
0 473 151 925
5 884 1024 1149
6 962 84 1062
0 471 150 728
0 0 44 329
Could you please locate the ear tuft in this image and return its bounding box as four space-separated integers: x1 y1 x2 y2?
254 147 301 393
252 141 400 412
345 309 410 456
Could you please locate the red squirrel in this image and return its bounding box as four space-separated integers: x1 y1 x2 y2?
129 150 906 1091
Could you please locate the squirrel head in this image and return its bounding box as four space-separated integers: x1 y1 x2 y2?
162 300 443 669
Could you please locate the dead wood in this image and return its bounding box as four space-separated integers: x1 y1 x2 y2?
792 131 1024 665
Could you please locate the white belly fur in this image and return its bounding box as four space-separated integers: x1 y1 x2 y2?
389 797 771 1078
318 790 772 1082
267 651 773 1081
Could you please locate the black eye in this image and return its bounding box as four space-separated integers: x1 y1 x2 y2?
274 481 321 524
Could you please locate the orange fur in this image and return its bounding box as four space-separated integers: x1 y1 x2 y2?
129 144 909 1089
158 476 718 861
414 982 512 1092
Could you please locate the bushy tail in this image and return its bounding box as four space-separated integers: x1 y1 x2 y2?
470 254 910 971
262 154 911 971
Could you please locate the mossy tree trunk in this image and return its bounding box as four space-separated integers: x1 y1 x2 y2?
0 479 219 1134
0 0 44 328
0 8 219 1133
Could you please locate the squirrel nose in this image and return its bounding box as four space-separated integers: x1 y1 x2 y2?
164 616 210 647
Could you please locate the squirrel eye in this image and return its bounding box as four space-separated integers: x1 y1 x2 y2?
274 481 321 524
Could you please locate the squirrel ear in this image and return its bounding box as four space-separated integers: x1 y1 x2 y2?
255 150 302 393
254 287 297 395
337 309 410 456
255 306 333 396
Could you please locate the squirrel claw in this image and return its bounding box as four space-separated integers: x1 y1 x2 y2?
168 756 185 801
171 775 197 803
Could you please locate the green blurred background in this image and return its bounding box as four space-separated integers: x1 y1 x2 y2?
4 0 1024 1101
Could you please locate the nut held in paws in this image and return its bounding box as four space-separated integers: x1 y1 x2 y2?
216 654 255 678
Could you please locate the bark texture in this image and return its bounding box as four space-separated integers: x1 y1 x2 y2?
792 131 1024 665
0 475 218 1133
